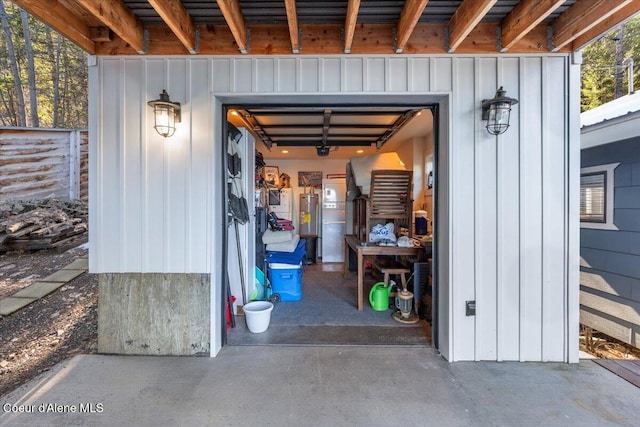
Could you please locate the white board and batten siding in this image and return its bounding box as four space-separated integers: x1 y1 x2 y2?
89 54 580 361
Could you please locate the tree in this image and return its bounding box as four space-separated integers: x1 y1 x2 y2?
0 0 25 126
20 8 37 127
581 16 640 111
0 0 87 129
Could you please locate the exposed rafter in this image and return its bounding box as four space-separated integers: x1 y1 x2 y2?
500 0 565 52
284 0 300 53
448 0 496 53
14 0 637 56
11 0 96 53
549 0 632 52
343 0 361 53
217 0 249 54
148 0 197 54
395 0 429 54
75 0 146 54
571 0 640 50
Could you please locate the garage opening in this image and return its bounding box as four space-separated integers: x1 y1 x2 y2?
222 101 439 348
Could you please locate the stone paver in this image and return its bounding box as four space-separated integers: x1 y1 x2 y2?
0 296 36 316
40 268 86 283
63 258 88 270
12 282 66 299
0 258 88 316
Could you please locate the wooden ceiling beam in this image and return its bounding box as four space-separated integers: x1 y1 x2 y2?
344 0 361 53
148 0 197 54
217 0 249 54
550 0 632 52
75 0 145 54
448 0 496 53
284 0 300 53
95 23 569 56
11 0 95 53
395 0 429 53
571 0 640 50
500 0 565 52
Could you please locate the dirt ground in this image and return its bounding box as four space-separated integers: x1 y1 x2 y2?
0 244 638 398
0 242 97 397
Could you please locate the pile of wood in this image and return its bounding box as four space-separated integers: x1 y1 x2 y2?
0 199 88 253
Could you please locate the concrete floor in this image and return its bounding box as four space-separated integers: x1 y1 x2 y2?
1 347 638 426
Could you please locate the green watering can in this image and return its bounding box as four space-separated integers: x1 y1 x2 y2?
369 282 393 311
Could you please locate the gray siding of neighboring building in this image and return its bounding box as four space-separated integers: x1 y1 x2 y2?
581 137 640 348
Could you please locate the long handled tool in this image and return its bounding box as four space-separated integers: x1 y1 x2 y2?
226 271 236 328
234 219 248 305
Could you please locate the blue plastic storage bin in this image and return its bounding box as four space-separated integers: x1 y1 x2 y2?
268 263 302 301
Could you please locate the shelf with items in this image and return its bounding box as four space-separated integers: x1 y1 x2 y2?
352 169 413 243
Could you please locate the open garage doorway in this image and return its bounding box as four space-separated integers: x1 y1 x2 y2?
217 95 446 350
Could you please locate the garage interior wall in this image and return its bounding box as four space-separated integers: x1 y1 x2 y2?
88 55 580 361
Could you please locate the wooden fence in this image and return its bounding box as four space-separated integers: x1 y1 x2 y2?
0 128 88 202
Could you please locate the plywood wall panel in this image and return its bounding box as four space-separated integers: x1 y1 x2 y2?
212 59 231 92
187 59 212 272
276 58 297 92
299 58 319 92
255 59 275 93
451 57 477 361
409 57 430 92
541 57 568 361
519 57 544 361
496 57 522 361
98 59 124 272
143 59 168 272
475 57 499 361
344 58 364 92
365 58 386 92
121 59 144 271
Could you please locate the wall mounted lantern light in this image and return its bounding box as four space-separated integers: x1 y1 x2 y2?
481 87 518 136
148 90 181 137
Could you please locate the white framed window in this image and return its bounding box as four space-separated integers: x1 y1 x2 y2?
580 163 619 230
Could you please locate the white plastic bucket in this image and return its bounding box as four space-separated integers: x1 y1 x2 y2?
243 301 274 333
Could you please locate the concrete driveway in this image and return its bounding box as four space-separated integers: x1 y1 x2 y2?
1 346 638 426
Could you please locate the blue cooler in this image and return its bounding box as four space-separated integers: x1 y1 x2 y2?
268 262 302 301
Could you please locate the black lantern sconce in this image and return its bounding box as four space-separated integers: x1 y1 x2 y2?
148 90 181 137
481 87 518 136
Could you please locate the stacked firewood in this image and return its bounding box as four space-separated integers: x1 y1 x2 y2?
0 199 88 253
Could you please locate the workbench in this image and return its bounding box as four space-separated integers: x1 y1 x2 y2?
343 234 423 311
